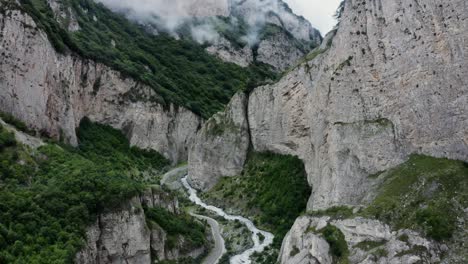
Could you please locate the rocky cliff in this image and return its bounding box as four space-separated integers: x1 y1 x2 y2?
0 6 202 164
75 188 206 264
189 93 250 190
189 0 468 262
190 0 468 209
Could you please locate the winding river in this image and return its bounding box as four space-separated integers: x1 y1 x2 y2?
181 176 274 264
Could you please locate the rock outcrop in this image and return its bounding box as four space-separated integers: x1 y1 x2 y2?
189 0 468 209
0 7 202 164
206 37 254 68
279 216 443 264
75 188 206 264
189 93 250 190
256 31 307 71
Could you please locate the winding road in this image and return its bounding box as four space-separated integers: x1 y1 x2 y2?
182 176 274 264
191 213 226 264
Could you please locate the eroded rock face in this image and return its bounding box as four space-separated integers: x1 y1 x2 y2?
279 216 443 264
0 8 202 164
190 0 468 210
75 197 151 264
75 189 205 264
256 31 307 71
189 93 250 190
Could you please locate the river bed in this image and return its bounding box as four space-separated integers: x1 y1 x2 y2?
181 176 274 264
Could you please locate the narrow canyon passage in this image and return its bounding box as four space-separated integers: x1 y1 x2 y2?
182 176 274 264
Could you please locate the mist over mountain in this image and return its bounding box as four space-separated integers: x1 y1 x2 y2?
95 0 320 46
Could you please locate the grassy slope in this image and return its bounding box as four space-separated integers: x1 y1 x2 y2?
0 119 170 263
303 155 468 263
17 0 277 118
201 152 310 254
362 155 468 242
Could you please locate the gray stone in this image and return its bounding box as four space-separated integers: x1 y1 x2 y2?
279 216 443 264
189 93 250 190
0 9 202 164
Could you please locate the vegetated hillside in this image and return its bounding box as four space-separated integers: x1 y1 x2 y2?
17 0 277 118
363 155 468 244
202 152 311 262
0 117 170 263
300 155 468 263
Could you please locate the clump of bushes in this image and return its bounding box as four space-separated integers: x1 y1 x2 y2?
145 207 206 250
0 125 16 150
320 224 349 263
0 112 34 135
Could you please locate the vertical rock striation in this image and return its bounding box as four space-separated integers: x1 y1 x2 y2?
189 93 250 190
75 188 205 264
189 0 468 209
0 7 202 164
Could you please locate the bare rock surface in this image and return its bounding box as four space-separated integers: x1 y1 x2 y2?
75 190 205 264
189 0 468 209
189 93 250 191
0 8 202 164
279 216 443 264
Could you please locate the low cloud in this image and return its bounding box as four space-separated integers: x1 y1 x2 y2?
95 0 313 45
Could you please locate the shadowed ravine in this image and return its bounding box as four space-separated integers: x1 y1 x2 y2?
182 176 274 264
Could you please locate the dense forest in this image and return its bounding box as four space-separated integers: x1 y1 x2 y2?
17 0 278 118
0 118 169 263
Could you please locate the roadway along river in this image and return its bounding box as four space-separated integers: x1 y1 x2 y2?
182 176 274 264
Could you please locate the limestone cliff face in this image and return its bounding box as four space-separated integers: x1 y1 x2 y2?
0 8 202 164
75 188 205 264
189 0 468 209
189 93 250 190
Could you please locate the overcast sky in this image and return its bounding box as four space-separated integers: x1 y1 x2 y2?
284 0 342 35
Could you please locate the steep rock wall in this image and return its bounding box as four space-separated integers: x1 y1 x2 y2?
189 93 250 190
75 188 205 264
0 8 202 163
189 0 468 210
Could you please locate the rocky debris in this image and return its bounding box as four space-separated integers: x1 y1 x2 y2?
75 190 205 264
0 8 202 164
279 216 444 264
189 93 250 191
